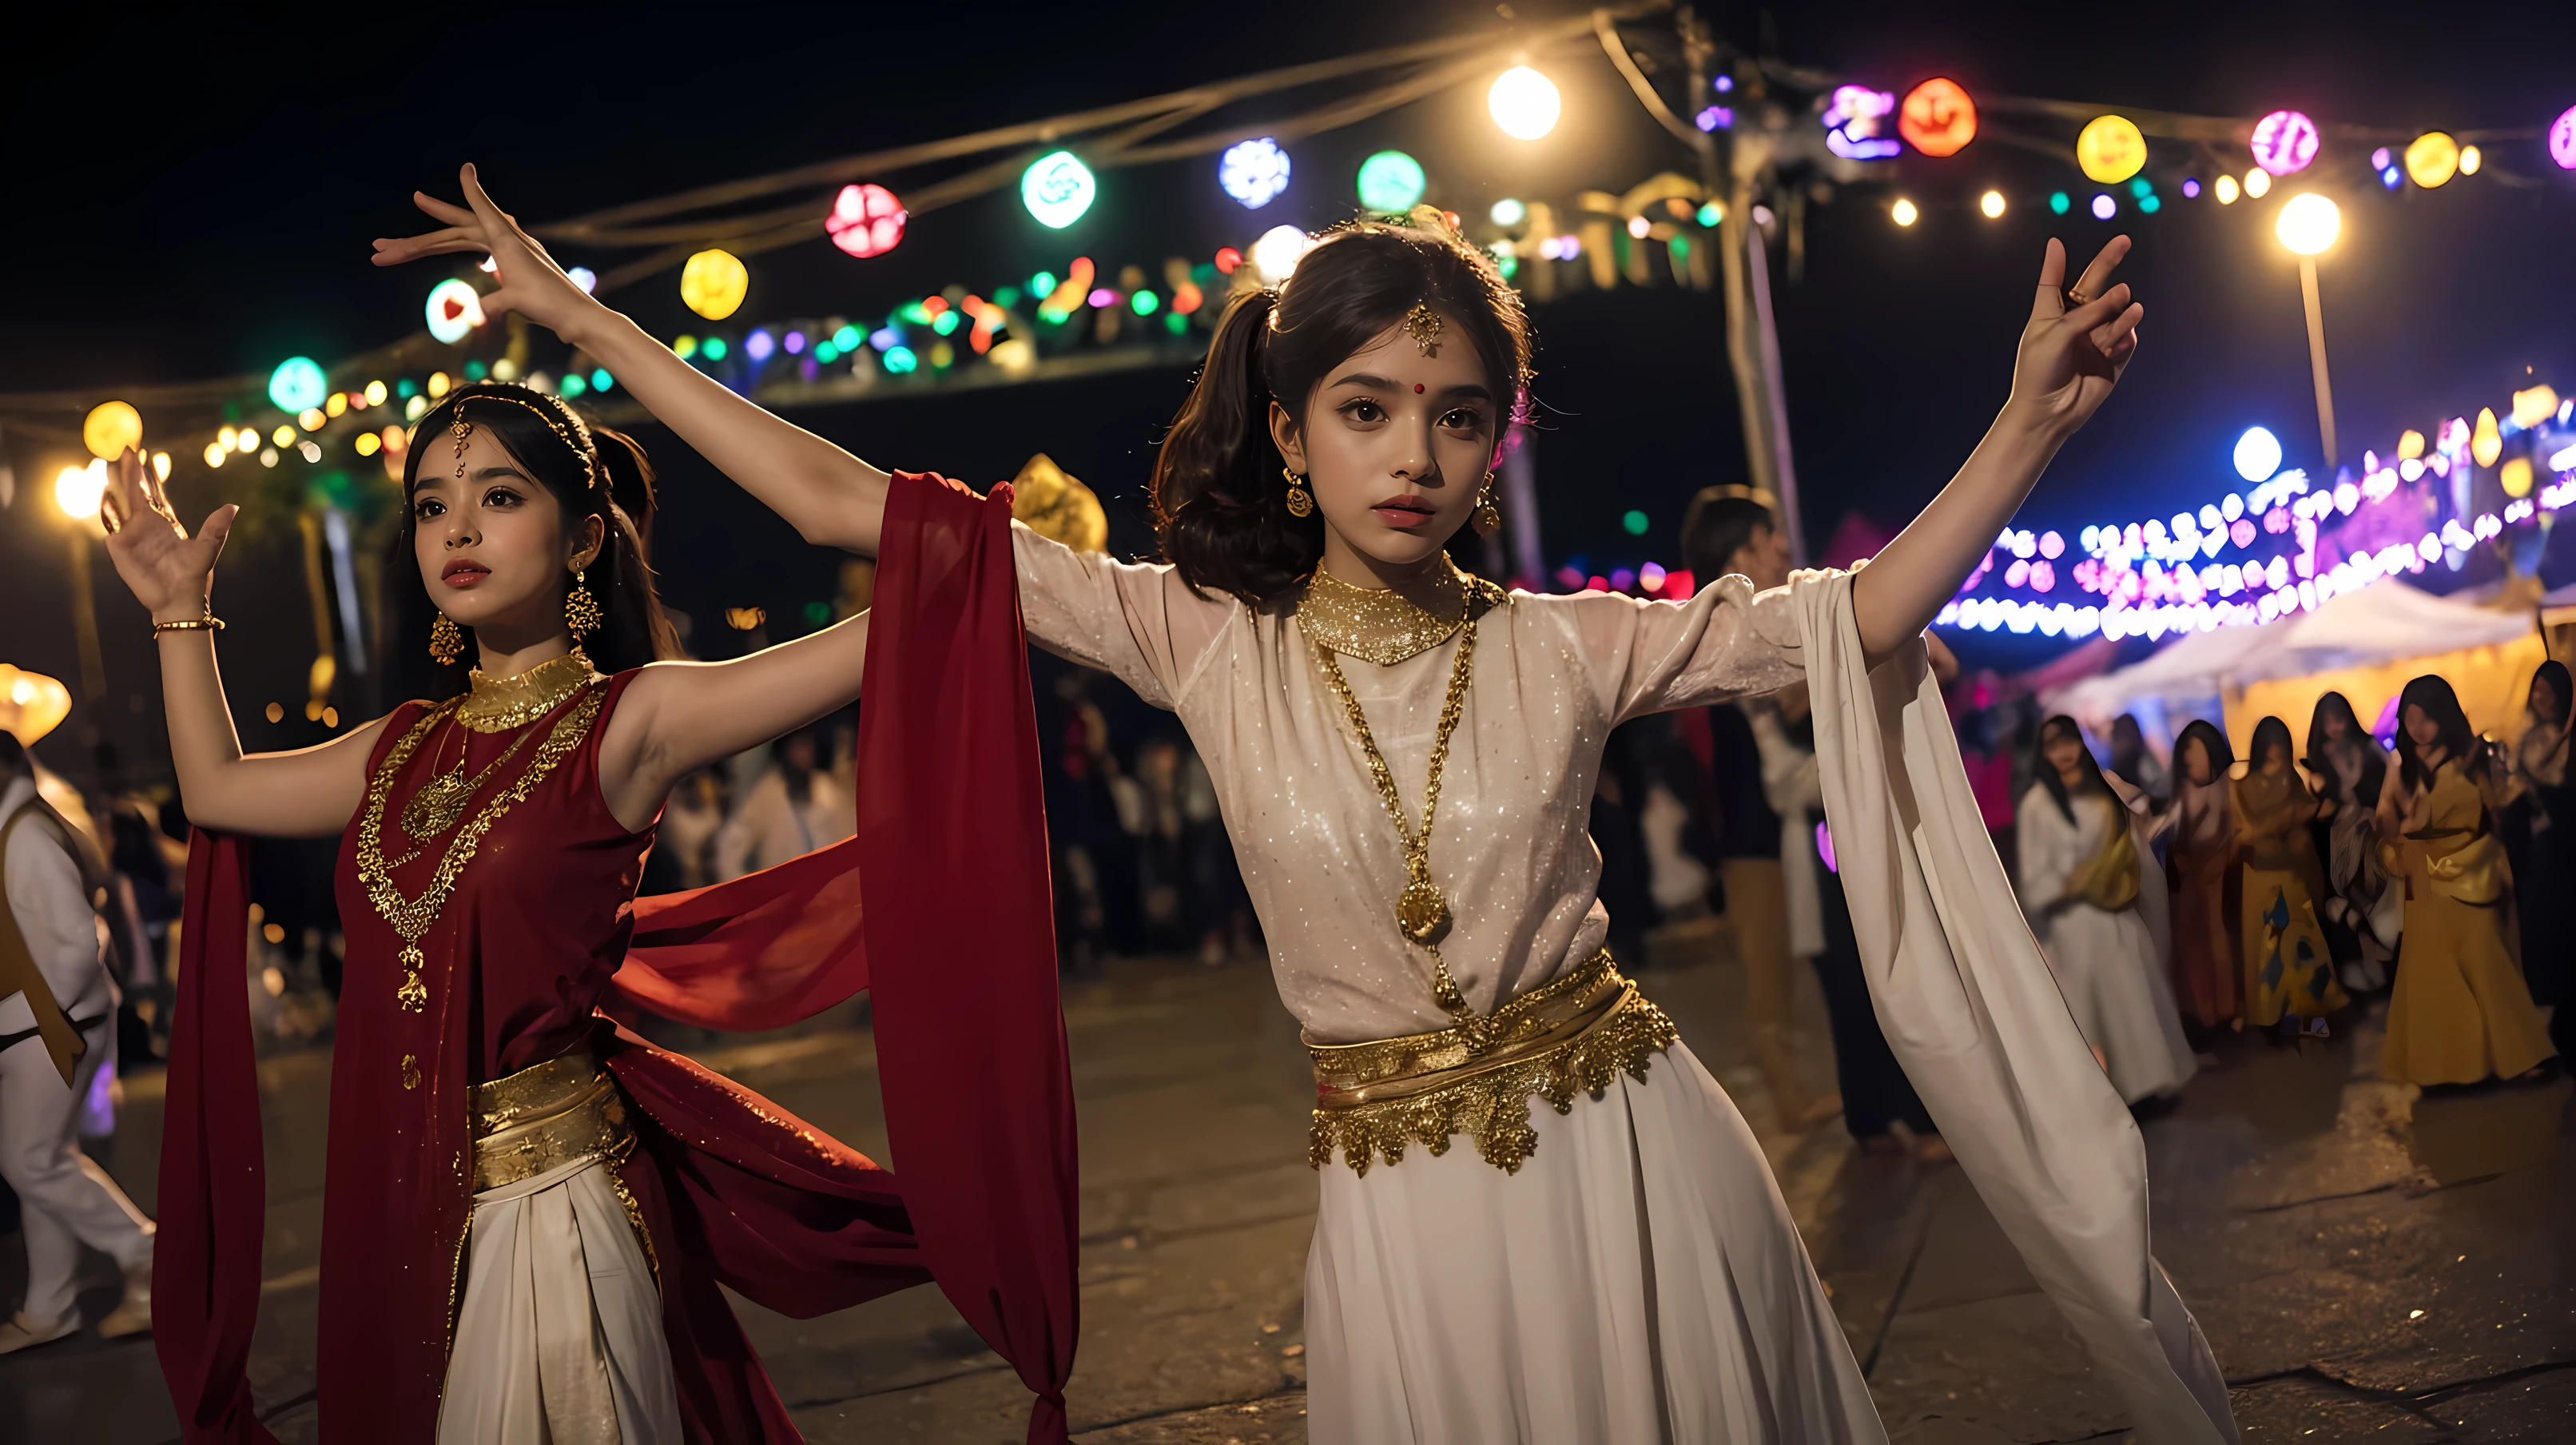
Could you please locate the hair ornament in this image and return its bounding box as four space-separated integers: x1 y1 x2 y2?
1405 302 1444 357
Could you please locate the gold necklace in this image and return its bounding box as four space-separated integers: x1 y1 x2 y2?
1306 610 1490 1045
459 647 599 733
390 723 535 866
1298 561 1470 666
359 684 604 1013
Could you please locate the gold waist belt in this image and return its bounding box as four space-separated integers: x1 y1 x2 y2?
468 1053 634 1192
1308 951 1677 1177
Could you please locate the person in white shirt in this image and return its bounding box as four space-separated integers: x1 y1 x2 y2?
713 726 853 879
0 732 154 1351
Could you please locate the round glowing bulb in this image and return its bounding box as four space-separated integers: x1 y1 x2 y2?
54 462 105 520
1890 198 1918 226
2234 426 2284 483
424 278 485 344
1490 197 1526 226
1979 189 2006 218
1356 149 1426 212
679 249 749 320
1897 78 1978 157
1250 224 1312 283
2250 109 2320 176
2274 193 2341 256
2459 145 2482 175
2075 114 2146 184
1217 137 1292 209
2403 132 2459 189
2472 408 2502 468
825 182 908 257
82 400 142 460
268 356 327 412
2214 173 2240 205
1020 150 1097 229
2091 193 2117 220
2243 167 2272 198
1488 66 1561 141
203 442 226 468
2552 105 2576 170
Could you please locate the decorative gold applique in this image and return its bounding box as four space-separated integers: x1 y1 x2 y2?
600 1137 662 1289
1405 301 1444 356
456 647 600 734
1296 558 1501 667
401 1053 423 1090
396 944 430 1013
1309 953 1676 1176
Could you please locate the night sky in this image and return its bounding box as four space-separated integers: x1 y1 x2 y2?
6 1 2573 782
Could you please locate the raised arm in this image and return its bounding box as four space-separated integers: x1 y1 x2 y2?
1851 238 2144 658
373 165 892 554
99 449 387 837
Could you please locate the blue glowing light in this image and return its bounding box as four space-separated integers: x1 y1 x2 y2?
268 356 327 412
1695 105 1734 131
1218 137 1292 209
745 329 776 363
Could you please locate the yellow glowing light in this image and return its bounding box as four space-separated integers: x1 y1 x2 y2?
2403 132 2459 189
299 409 325 432
204 442 227 468
2244 167 2272 199
324 391 348 417
2471 408 2502 468
2500 456 2533 498
680 248 749 320
364 379 388 405
0 665 73 748
54 462 105 519
1978 189 2006 218
405 394 429 421
427 371 451 399
2459 145 2482 175
2274 193 2341 256
2397 429 2426 460
83 400 142 460
381 424 408 455
1890 198 1919 226
153 451 171 482
2215 173 2241 205
237 428 260 452
1487 66 1563 141
272 424 295 448
217 426 237 449
2510 385 2559 428
356 432 381 457
2075 114 2147 184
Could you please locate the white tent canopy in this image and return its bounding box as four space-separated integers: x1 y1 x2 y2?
2048 577 2535 718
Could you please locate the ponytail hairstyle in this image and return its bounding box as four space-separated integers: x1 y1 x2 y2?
379 380 682 704
1151 208 1533 604
2393 673 2475 794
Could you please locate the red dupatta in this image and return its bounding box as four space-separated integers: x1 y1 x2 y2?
154 472 1077 1443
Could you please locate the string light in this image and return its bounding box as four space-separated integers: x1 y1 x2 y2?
1490 197 1526 226
2244 168 2273 198
1890 198 1918 226
2403 132 2459 189
2076 114 2146 183
2215 174 2240 204
1356 149 1426 212
82 400 141 460
1978 190 2006 218
2250 109 2320 175
1824 86 1901 160
1897 78 1977 156
680 249 749 320
2234 426 2283 482
1218 137 1291 209
1488 66 1561 140
268 356 327 412
425 278 484 344
1020 151 1097 229
2552 104 2576 169
826 182 908 257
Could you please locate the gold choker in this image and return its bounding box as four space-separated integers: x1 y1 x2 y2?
1296 559 1501 666
459 647 602 733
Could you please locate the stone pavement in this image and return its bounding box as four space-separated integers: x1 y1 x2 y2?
3 921 2570 1443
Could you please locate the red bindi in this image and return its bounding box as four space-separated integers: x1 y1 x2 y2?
1413 383 1425 393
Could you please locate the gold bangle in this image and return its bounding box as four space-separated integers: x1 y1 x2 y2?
152 615 225 637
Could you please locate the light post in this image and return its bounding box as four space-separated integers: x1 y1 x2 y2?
2274 193 2343 472
51 460 112 751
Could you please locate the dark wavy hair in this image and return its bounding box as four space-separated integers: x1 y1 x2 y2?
2530 660 2572 728
1150 209 1532 603
378 381 681 704
2303 691 2384 808
2248 715 2297 771
2033 715 2112 824
2394 674 2475 794
2173 718 2234 786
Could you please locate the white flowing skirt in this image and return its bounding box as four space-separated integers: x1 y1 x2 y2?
2035 906 2199 1105
437 1152 685 1445
1305 1041 1886 1444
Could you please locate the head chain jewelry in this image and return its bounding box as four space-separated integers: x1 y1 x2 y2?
435 392 600 491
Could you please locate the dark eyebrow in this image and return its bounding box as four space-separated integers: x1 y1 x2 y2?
1329 372 1402 391
1328 374 1494 403
469 465 533 484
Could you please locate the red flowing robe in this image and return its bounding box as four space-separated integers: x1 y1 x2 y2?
153 474 1076 1443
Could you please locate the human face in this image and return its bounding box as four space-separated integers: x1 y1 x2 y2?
411 426 601 651
1725 523 1791 592
1269 310 1497 584
2535 683 2568 728
2178 736 2211 785
2322 709 2351 741
2403 703 2442 750
2259 739 2288 774
2042 727 2088 785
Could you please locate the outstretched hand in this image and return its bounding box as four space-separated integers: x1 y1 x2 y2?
372 164 600 339
100 448 237 623
2010 237 2144 436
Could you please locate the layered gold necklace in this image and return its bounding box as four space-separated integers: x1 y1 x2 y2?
391 650 601 860
1298 559 1505 1046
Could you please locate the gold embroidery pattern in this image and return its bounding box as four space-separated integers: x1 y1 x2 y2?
600 1137 662 1290
1309 953 1678 1176
358 684 605 1012
457 647 600 734
1295 558 1501 667
401 1053 423 1090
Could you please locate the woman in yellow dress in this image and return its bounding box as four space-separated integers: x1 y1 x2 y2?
2234 716 2348 1029
2377 675 2556 1085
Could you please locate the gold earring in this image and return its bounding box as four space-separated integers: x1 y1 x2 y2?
1282 465 1314 519
564 567 602 637
1473 471 1502 537
428 612 463 666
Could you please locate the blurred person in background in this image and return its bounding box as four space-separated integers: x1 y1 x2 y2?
2233 716 2348 1033
0 730 153 1353
2107 713 2168 806
2166 720 2241 1034
714 723 851 879
2499 663 2570 1037
641 769 725 895
2304 692 2395 993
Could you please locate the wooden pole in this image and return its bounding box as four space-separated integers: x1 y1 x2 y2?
2298 256 2339 474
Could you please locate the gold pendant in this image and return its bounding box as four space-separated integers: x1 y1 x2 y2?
396 943 429 1013
400 771 472 844
1397 879 1449 944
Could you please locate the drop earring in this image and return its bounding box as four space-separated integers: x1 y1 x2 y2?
428 612 463 666
564 567 602 637
1473 471 1502 537
1282 465 1314 519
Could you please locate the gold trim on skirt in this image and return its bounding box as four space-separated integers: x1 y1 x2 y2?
469 1053 635 1192
1308 952 1678 1176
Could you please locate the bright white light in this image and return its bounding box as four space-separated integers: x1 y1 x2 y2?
2275 193 2341 255
425 278 485 344
1891 198 1919 226
1250 225 1312 283
566 266 598 293
54 460 106 519
1490 197 1526 226
1218 137 1292 209
1020 150 1098 229
2234 426 2283 482
2550 442 2576 472
1979 189 2006 218
1489 66 1562 141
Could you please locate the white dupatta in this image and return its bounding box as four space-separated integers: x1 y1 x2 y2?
1791 571 2237 1445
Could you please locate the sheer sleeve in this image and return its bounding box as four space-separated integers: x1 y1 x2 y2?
1534 571 1811 727
1010 521 1236 711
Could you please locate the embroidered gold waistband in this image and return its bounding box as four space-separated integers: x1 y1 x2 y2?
1307 952 1677 1176
468 1053 634 1192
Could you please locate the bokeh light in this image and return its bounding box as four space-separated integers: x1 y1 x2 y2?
1218 137 1292 209
1021 151 1098 229
2234 427 2283 483
2076 114 2146 183
1356 150 1426 212
826 182 908 257
2274 193 2341 256
1488 66 1561 141
2403 132 2459 189
269 356 327 412
425 278 485 344
1897 78 1977 157
82 400 141 460
1979 189 2006 218
680 249 749 320
2250 109 2320 175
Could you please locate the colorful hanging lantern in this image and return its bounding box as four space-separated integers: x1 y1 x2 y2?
82 400 141 460
2403 132 2459 189
1020 151 1097 229
268 356 327 413
1823 86 1900 161
425 278 485 344
2076 115 2147 184
1218 137 1292 209
2551 103 2576 170
680 249 749 320
1356 150 1426 212
1897 78 1977 157
825 183 908 257
2250 109 2320 176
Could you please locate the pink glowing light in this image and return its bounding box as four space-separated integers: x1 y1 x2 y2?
2252 110 2320 176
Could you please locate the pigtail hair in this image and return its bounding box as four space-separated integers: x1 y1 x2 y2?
1150 289 1325 603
